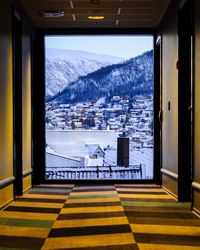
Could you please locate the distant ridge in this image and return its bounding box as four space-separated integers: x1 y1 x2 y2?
45 48 124 97
49 50 153 104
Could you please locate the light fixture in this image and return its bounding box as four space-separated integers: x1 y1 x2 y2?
39 10 65 17
90 0 100 4
88 16 104 20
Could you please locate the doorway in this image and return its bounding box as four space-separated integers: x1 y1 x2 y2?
178 0 193 201
12 9 23 196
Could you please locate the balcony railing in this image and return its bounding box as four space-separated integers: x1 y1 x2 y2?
46 164 145 180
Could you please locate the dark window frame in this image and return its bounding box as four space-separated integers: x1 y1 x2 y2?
32 28 161 185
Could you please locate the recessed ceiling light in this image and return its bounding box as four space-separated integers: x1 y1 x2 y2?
39 10 64 18
88 16 104 20
90 0 100 4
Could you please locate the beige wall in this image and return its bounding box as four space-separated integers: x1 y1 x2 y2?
0 1 14 208
193 0 200 214
159 0 179 197
22 23 32 193
0 0 33 208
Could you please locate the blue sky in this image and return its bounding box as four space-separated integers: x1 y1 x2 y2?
45 35 153 59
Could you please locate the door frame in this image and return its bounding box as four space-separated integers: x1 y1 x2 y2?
33 29 161 184
12 9 23 196
178 0 194 201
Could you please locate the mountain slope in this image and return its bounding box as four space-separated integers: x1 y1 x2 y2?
45 48 123 97
50 50 153 104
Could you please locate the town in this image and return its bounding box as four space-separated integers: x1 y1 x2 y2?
45 94 153 180
46 95 153 138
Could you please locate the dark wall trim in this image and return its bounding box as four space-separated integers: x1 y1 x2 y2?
178 0 193 201
154 34 162 185
38 28 155 36
12 8 23 196
33 28 157 184
32 31 45 185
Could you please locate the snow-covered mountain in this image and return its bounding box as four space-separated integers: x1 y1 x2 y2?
45 48 124 97
50 50 153 104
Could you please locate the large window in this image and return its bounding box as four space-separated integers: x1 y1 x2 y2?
45 35 154 180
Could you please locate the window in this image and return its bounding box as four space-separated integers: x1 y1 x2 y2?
45 35 154 180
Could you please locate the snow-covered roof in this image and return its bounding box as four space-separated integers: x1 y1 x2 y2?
85 144 104 157
46 152 81 168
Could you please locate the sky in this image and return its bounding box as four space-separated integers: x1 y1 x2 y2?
45 35 153 59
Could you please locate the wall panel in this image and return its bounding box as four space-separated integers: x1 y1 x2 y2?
159 0 179 197
193 0 200 214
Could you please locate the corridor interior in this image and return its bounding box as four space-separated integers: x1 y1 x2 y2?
0 184 200 250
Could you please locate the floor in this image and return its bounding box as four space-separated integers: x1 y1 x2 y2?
0 184 200 250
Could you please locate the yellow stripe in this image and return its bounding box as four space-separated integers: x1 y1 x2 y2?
0 225 50 238
66 198 120 204
23 194 67 200
0 211 57 220
131 224 200 236
60 206 124 214
118 194 171 199
42 233 135 249
11 201 63 208
53 217 129 228
138 244 200 250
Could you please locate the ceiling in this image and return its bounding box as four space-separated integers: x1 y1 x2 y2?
20 0 171 29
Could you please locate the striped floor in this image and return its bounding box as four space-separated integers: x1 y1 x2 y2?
0 184 199 250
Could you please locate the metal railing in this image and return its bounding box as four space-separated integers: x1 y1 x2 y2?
46 164 145 180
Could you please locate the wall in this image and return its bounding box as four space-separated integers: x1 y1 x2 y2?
22 14 32 193
193 0 200 215
159 0 179 198
0 0 33 208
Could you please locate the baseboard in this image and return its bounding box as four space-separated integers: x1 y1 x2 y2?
192 207 200 218
0 198 14 211
162 185 178 200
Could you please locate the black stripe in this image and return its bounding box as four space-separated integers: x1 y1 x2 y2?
123 206 189 212
117 191 167 195
64 202 121 208
33 185 73 190
28 190 70 195
0 235 44 249
15 197 66 203
128 217 200 226
120 198 174 202
48 224 131 237
60 244 139 250
58 211 126 220
115 185 160 189
125 211 197 219
72 188 116 192
5 206 61 214
134 233 200 246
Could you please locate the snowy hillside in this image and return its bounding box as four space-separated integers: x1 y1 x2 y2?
45 48 124 98
50 50 153 104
